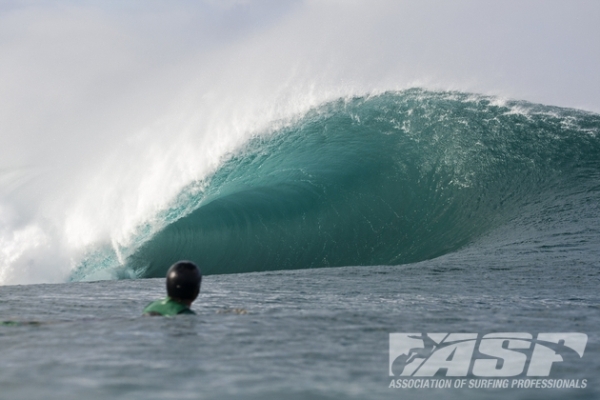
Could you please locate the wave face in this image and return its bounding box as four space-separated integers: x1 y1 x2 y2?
71 90 600 279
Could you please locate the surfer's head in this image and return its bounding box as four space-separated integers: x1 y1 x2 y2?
166 261 202 305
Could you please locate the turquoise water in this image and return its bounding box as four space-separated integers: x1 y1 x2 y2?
70 90 600 281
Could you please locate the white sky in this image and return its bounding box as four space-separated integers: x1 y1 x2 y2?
1 0 599 113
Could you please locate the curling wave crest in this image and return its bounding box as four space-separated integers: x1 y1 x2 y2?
71 90 600 280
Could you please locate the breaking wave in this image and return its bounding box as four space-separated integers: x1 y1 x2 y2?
71 89 600 280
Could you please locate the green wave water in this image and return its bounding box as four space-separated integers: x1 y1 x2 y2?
71 89 600 280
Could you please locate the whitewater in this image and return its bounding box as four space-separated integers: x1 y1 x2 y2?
1 2 599 399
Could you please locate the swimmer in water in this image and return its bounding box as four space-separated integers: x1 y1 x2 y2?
143 261 202 316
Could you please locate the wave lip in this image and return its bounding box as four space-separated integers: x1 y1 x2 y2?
71 90 600 280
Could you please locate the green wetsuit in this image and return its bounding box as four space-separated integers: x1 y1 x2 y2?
143 297 195 316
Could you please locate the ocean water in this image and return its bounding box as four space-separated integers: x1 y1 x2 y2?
1 90 599 399
0 257 598 399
